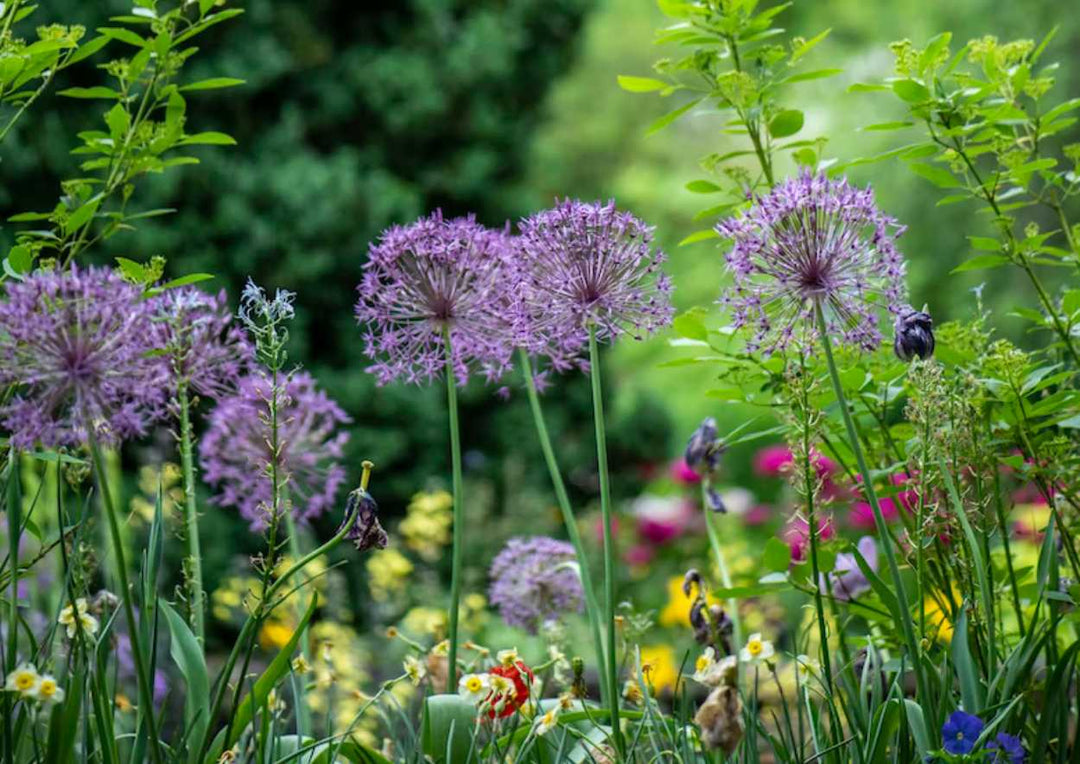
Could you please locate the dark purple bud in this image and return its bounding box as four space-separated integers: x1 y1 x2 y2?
340 488 388 553
685 417 723 473
893 306 934 362
706 487 727 513
683 568 703 597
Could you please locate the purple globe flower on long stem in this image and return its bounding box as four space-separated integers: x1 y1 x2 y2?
516 199 674 350
717 171 908 356
198 371 351 528
489 536 585 635
0 266 167 448
151 287 252 402
355 211 516 386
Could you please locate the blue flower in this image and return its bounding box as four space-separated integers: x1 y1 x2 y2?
941 711 984 755
987 732 1025 763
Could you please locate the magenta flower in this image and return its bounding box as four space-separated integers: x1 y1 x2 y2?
151 287 252 402
717 172 907 356
848 498 900 530
198 372 351 528
0 266 166 448
753 445 836 479
516 199 673 352
489 536 585 634
783 515 835 562
355 211 516 386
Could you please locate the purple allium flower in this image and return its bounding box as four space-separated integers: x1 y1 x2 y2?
355 211 516 386
489 536 585 634
717 172 907 356
516 199 674 353
0 266 166 448
893 305 935 362
821 536 877 601
151 287 252 402
942 711 984 755
198 371 351 528
987 732 1026 763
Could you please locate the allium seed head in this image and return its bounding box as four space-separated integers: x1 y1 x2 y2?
198 371 351 528
516 199 674 353
488 536 584 635
717 172 908 356
355 211 516 386
0 266 167 448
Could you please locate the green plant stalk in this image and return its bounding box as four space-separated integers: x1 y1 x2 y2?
587 327 622 753
702 508 742 649
813 303 924 702
284 507 312 735
443 329 465 691
3 451 17 764
177 381 206 645
518 348 610 706
86 431 164 764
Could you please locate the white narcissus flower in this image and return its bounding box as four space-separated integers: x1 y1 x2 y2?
739 633 775 664
58 597 99 639
795 654 819 679
458 673 491 705
693 648 737 687
534 707 559 736
496 648 520 667
28 674 65 705
4 663 40 697
403 655 426 686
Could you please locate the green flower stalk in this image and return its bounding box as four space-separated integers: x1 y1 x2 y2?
444 330 466 690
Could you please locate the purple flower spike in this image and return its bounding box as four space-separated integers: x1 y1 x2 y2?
717 171 908 356
151 287 252 402
199 371 351 528
489 536 585 634
0 266 167 448
941 710 984 755
516 199 674 355
355 211 516 386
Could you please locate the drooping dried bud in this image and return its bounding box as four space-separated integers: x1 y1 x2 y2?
685 417 724 474
682 568 703 598
694 685 744 754
340 487 388 553
705 487 727 513
893 306 934 362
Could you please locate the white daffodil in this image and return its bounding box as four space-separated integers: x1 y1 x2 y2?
458 673 491 705
4 663 40 697
534 707 559 736
28 674 65 705
739 633 775 665
58 597 99 639
431 639 449 656
692 647 721 686
403 655 426 686
496 648 520 667
795 654 819 679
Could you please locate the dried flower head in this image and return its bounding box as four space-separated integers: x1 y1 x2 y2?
517 199 673 351
717 172 907 356
893 305 935 361
0 266 166 448
339 487 388 553
489 536 585 634
199 371 351 528
152 287 251 401
355 211 516 386
695 685 745 754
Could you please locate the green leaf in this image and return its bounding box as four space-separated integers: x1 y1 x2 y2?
64 199 100 235
678 229 720 246
179 77 247 92
96 26 147 48
162 602 210 762
115 257 147 282
780 68 842 84
768 109 804 138
180 131 237 146
892 78 930 103
906 161 958 188
616 75 667 93
673 311 708 341
860 121 914 131
790 29 831 62
951 254 1010 273
58 86 121 99
792 147 817 166
685 179 722 193
848 82 890 93
763 537 792 573
7 245 32 274
711 580 792 599
421 695 476 764
105 103 130 140
646 96 702 135
66 35 111 66
951 608 984 713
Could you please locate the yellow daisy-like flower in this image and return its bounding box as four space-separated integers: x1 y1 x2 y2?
367 549 414 602
4 663 40 697
258 619 295 650
497 648 520 667
739 633 775 664
58 597 99 639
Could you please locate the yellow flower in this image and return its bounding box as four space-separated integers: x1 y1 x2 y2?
534 707 560 736
639 644 679 693
923 592 955 643
366 549 413 602
291 655 311 675
4 663 40 697
259 620 295 650
58 597 99 639
400 490 453 561
403 655 426 686
401 607 447 638
115 694 133 713
458 673 490 705
658 576 719 628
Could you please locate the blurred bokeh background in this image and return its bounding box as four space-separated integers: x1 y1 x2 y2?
4 0 1078 678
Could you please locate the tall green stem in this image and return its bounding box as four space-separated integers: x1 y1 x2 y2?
177 382 205 644
3 451 17 764
284 508 312 734
518 348 610 706
86 432 164 764
587 328 622 752
443 330 464 690
702 509 742 649
813 303 924 702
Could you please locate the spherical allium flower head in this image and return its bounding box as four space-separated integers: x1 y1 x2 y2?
717 171 908 356
151 287 252 402
516 199 674 353
488 536 584 635
942 710 984 755
893 304 935 362
355 211 516 386
0 266 167 448
198 371 351 528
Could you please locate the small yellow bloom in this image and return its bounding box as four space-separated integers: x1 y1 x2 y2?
639 645 679 693
291 655 311 675
30 675 64 705
497 648 520 667
922 592 955 643
739 633 775 664
58 598 99 639
458 673 490 705
366 549 413 602
431 639 449 656
258 620 294 650
115 694 133 713
4 663 40 697
658 576 719 628
404 655 426 686
534 708 559 736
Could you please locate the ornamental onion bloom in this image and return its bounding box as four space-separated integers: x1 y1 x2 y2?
717 172 907 356
151 287 251 401
516 199 674 352
942 710 984 755
0 266 166 448
355 211 516 386
488 536 585 634
199 371 351 528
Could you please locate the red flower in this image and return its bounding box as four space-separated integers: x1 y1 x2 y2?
486 660 534 719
